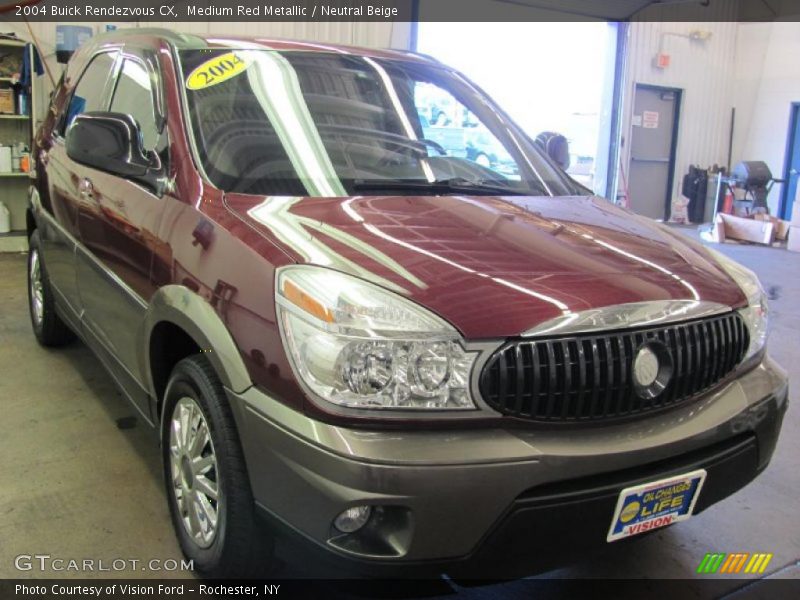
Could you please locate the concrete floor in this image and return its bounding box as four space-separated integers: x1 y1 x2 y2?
0 232 798 596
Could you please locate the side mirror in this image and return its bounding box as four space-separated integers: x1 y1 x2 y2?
536 131 571 171
66 111 161 190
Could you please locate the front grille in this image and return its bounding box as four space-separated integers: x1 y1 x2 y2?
479 311 749 422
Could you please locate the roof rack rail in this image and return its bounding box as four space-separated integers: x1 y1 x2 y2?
94 27 208 50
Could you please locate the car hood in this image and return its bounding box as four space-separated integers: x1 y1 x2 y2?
224 193 746 338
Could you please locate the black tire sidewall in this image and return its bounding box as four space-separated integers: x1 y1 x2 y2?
161 357 268 577
27 232 45 341
27 230 60 344
162 376 230 570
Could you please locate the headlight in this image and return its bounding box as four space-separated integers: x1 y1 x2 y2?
276 266 477 410
706 248 769 361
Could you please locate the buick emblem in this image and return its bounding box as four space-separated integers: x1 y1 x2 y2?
633 346 660 387
632 341 674 400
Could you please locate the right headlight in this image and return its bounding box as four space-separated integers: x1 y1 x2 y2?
706 247 769 361
275 266 478 411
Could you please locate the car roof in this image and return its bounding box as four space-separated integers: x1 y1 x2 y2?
86 27 435 64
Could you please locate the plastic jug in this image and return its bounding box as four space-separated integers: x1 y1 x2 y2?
0 201 10 233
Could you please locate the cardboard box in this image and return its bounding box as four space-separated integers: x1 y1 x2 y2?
776 219 791 241
754 214 791 241
712 213 775 245
788 226 800 253
710 214 727 243
792 193 800 227
0 89 13 114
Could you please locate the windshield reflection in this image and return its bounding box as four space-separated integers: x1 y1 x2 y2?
180 48 584 197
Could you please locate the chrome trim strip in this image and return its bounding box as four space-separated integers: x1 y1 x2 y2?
521 300 732 338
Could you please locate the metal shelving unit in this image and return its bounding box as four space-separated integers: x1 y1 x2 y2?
0 39 37 252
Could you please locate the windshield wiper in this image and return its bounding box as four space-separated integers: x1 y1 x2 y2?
351 177 532 196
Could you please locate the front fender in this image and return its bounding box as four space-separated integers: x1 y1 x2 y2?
142 284 253 398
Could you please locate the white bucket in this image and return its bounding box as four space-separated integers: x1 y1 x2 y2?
0 201 10 233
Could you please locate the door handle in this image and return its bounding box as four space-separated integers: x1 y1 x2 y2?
79 178 95 201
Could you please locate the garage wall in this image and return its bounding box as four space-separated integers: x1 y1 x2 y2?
731 21 800 215
618 19 739 220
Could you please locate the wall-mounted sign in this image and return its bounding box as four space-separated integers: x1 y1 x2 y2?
643 110 660 129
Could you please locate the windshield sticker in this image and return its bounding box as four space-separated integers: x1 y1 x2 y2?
186 52 249 90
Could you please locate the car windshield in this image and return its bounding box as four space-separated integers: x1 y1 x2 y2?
178 49 587 197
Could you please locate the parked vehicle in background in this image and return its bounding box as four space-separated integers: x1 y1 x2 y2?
27 29 787 578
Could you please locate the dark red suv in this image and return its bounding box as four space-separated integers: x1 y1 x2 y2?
27 29 787 578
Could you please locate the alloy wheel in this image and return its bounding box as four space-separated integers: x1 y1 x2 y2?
169 397 220 548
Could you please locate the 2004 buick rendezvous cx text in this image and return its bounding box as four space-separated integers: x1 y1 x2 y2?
26 29 787 578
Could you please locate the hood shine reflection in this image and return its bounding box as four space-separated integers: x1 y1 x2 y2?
224 192 745 339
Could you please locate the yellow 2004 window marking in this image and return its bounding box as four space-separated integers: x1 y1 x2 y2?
186 52 249 90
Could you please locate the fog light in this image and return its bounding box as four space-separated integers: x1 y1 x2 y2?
333 505 372 533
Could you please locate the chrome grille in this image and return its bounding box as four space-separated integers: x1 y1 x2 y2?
479 312 749 422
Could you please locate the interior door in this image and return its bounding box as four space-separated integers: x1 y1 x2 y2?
76 54 167 412
628 85 680 220
781 103 800 219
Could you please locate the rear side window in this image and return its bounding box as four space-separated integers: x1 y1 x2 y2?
109 58 158 151
62 52 116 134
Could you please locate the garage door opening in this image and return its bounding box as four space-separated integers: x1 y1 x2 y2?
415 22 621 196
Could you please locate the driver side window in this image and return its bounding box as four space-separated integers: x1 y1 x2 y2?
61 51 117 135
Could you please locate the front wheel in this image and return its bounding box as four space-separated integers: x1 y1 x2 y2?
162 355 273 578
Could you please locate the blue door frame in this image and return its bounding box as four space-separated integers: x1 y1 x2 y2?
779 102 800 220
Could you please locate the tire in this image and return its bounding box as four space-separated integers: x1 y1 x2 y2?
27 230 75 347
162 355 273 578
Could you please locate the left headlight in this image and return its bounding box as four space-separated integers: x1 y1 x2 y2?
707 248 769 361
276 266 478 410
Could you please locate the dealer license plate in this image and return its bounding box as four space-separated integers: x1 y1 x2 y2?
607 469 706 542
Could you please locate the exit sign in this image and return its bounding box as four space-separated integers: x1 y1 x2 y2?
654 53 671 69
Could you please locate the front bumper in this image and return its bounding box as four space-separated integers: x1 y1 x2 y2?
227 356 787 576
